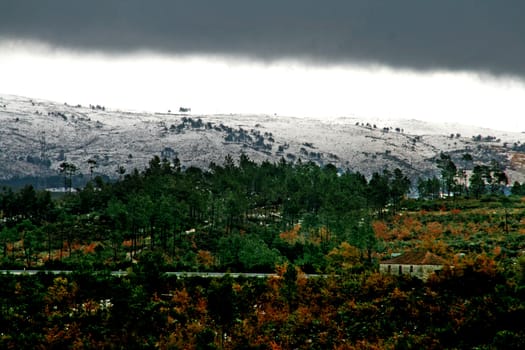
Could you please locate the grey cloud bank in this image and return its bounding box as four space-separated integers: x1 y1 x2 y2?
1 0 524 78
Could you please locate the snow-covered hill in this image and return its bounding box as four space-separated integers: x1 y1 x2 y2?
1 93 525 186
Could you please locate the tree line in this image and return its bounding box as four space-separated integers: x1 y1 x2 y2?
417 152 511 199
2 152 525 272
0 154 412 271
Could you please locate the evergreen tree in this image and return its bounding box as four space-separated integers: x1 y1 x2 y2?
437 153 457 196
470 165 487 198
390 168 411 212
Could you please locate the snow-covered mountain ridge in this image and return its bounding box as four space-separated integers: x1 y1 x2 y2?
1 93 525 186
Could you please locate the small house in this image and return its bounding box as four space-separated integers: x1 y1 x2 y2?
379 251 448 280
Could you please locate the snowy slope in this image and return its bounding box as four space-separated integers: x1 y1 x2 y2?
1 93 525 185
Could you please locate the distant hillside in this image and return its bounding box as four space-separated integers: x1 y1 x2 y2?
1 93 525 188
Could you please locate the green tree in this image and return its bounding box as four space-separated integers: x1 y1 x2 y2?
368 170 390 216
511 181 524 196
0 226 17 262
87 158 97 180
489 160 508 194
208 276 236 348
16 219 38 268
470 165 487 198
17 185 37 221
106 198 128 263
153 195 175 250
218 233 283 272
347 217 377 263
390 168 411 213
59 161 78 192
437 153 457 196
417 176 441 200
126 194 152 261
282 263 299 310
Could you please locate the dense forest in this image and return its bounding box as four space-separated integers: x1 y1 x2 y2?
1 154 524 349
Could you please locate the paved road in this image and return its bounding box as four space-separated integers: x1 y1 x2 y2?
0 270 327 278
0 269 75 275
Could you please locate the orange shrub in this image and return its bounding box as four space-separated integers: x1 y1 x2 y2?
425 221 443 238
279 224 301 244
372 220 390 240
401 216 423 234
196 250 215 268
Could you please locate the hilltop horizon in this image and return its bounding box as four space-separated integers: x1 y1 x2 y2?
1 93 525 188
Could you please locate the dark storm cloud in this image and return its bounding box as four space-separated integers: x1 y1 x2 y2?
1 0 524 77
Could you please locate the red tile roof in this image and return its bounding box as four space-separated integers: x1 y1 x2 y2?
380 251 447 265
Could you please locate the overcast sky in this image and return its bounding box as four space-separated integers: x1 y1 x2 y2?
1 1 525 131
